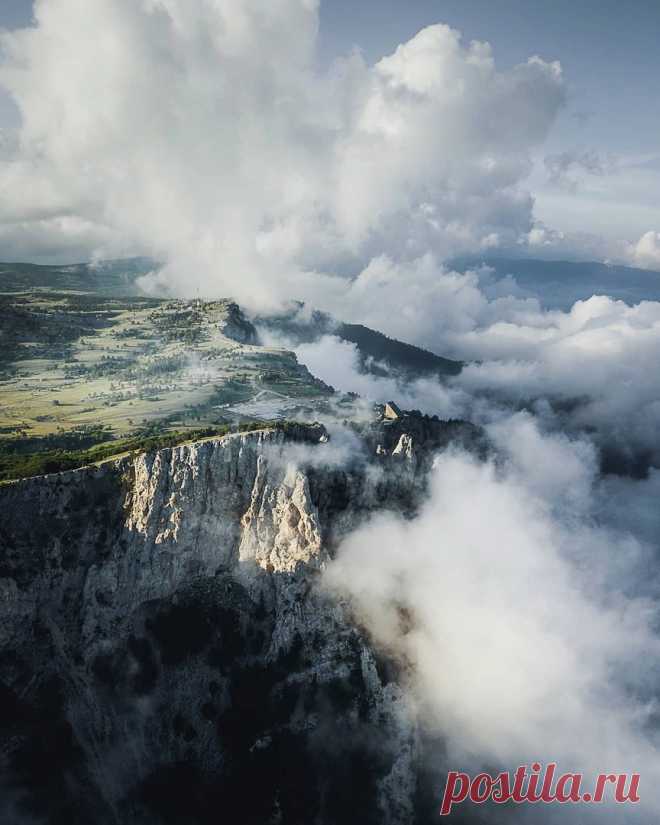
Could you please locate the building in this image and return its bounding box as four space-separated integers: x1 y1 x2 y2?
383 401 403 421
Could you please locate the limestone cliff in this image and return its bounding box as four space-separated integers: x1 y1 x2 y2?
0 416 482 825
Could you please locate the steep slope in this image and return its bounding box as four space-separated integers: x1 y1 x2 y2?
0 414 481 824
258 306 463 379
337 324 462 377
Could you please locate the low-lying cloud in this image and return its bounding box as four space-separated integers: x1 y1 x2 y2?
324 415 660 821
284 255 660 461
294 334 462 419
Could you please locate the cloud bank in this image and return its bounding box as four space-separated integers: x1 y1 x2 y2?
282 252 660 464
324 416 660 821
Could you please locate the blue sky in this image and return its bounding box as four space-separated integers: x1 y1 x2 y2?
0 0 31 29
0 0 32 126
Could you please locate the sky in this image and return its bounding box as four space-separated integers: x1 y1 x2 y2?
0 0 658 270
0 0 31 126
318 0 660 245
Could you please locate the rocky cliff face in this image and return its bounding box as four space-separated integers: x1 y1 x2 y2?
0 416 481 825
215 301 258 345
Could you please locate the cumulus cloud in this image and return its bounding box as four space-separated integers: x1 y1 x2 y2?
0 0 565 305
324 416 660 820
632 231 660 270
523 222 639 264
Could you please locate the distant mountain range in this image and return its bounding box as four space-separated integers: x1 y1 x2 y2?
0 258 156 295
3 255 659 379
452 256 660 310
0 258 464 380
3 255 660 310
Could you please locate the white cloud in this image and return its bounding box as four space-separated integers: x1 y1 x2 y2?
324 418 660 819
294 333 462 418
314 254 495 351
0 2 564 305
632 231 660 270
293 251 660 458
455 295 660 456
487 411 598 514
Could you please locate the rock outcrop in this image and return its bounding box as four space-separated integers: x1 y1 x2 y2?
215 300 258 345
0 415 481 825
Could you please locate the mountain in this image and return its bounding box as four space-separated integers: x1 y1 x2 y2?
452 256 660 310
0 257 156 295
0 412 483 825
258 305 463 379
337 323 462 377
